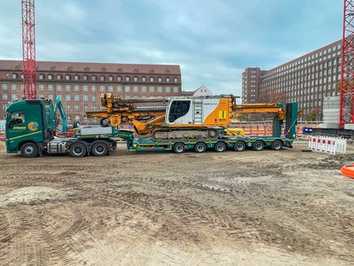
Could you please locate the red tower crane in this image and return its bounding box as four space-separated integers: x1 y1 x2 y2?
21 0 37 100
339 0 354 127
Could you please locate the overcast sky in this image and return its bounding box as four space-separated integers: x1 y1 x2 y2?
0 0 342 95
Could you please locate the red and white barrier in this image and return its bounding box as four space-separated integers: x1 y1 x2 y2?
308 136 347 155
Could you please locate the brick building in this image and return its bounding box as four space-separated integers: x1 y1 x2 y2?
242 40 342 120
241 68 266 103
0 60 182 122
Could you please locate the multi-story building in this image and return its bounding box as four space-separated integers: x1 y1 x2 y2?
242 40 342 120
0 60 182 122
241 68 265 103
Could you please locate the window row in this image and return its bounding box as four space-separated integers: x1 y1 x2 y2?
11 73 180 84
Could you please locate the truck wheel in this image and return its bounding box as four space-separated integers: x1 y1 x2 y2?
234 141 246 152
194 142 207 153
20 142 39 158
173 142 185 153
91 141 109 156
100 118 110 127
215 142 227 152
272 140 283 151
69 142 87 157
253 141 264 151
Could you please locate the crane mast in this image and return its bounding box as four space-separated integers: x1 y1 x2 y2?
21 0 37 100
339 0 354 127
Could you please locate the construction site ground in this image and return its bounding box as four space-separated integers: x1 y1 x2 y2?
0 141 353 266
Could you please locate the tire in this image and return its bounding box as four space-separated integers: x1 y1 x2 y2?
20 142 39 158
215 141 227 152
234 141 246 152
194 142 207 153
100 118 110 127
272 140 283 151
91 141 109 156
69 141 87 157
173 142 185 153
253 140 264 151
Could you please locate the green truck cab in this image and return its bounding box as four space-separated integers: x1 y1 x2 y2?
5 99 56 156
5 97 118 158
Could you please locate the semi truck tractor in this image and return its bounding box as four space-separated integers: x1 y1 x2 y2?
4 95 298 157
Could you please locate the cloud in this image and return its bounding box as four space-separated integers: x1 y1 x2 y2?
0 0 342 95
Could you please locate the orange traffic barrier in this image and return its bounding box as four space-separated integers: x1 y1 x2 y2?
340 164 354 179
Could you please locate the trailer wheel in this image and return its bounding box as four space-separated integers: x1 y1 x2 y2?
173 142 185 153
215 141 227 152
91 141 109 156
253 140 264 151
69 142 87 157
194 142 207 153
20 142 39 158
100 118 110 127
272 140 283 151
234 141 246 152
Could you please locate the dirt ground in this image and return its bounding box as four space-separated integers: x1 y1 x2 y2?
0 142 353 266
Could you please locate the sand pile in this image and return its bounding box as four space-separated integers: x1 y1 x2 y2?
0 186 71 207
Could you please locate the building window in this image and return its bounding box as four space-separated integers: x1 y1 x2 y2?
83 85 88 92
74 105 80 111
74 95 80 101
157 86 163 93
165 87 171 93
141 86 147 92
12 73 18 79
133 76 138 82
83 75 88 81
92 75 97 81
74 75 79 81
166 77 170 83
56 75 62 80
117 76 122 82
48 74 53 80
74 85 80 91
173 87 179 93
150 77 154 82
100 85 105 92
125 76 131 82
65 85 71 92
11 95 17 101
149 86 155 92
2 94 8 100
91 85 96 92
116 85 122 92
142 77 146 82
92 96 96 102
1 83 8 91
83 95 88 102
48 84 54 91
56 84 62 91
65 95 71 101
125 86 131 92
158 77 162 82
108 76 113 81
100 76 105 81
65 75 71 80
133 86 139 93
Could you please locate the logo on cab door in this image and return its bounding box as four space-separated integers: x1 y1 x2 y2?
28 122 39 132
